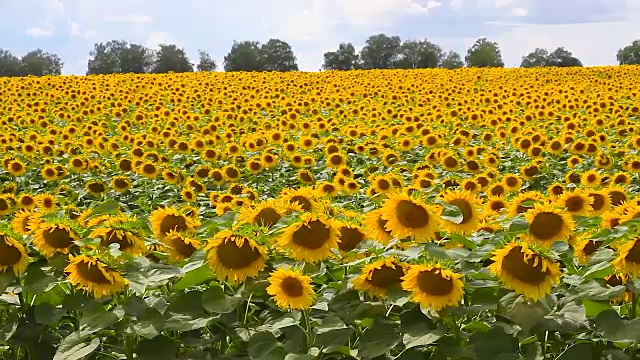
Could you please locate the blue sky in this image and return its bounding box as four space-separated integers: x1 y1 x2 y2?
1 0 639 74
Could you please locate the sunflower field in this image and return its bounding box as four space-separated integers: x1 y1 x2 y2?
1 67 640 359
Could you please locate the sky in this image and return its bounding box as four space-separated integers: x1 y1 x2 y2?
1 0 639 75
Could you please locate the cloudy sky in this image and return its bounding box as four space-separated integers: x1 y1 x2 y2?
1 0 639 74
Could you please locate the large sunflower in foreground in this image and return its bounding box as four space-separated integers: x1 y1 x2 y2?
380 193 439 241
266 268 315 310
556 189 594 216
205 230 267 284
439 191 482 235
612 238 640 276
401 264 464 310
524 203 575 246
149 206 199 240
278 213 339 262
353 257 407 298
32 222 80 257
364 209 394 244
488 242 561 301
11 209 40 235
0 232 29 275
65 255 127 299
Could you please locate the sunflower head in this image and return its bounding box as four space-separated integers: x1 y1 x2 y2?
205 229 267 283
278 213 339 262
439 190 481 235
612 237 640 276
380 193 440 241
237 200 284 229
32 220 80 257
556 189 594 216
401 263 464 310
65 255 127 299
525 203 575 246
149 206 200 240
266 268 315 310
0 232 29 275
353 257 407 298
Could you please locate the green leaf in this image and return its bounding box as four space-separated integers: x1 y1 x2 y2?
259 312 301 332
400 307 445 349
23 265 57 293
470 327 519 360
556 343 593 360
581 261 614 280
0 310 18 344
440 203 463 224
126 263 183 293
329 290 385 323
508 218 529 232
79 306 124 336
535 301 587 332
202 285 242 314
163 315 215 331
583 299 613 318
53 337 100 360
0 272 14 293
248 332 288 360
499 293 552 332
34 303 66 325
136 335 177 360
574 280 625 301
86 199 119 219
595 309 640 344
172 263 214 291
357 320 401 358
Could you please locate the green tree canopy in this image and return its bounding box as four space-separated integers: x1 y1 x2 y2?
520 48 550 68
322 43 360 70
465 38 504 68
395 40 444 69
224 41 264 72
359 34 402 69
151 44 193 73
439 51 464 69
197 50 217 72
19 49 63 76
617 40 640 65
0 49 21 77
87 41 152 75
261 39 298 72
547 47 582 67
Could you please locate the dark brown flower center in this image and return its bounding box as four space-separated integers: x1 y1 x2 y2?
416 269 454 296
255 207 281 228
281 276 304 297
589 193 605 211
610 191 627 206
100 230 134 250
565 196 585 212
338 227 365 251
0 235 23 266
502 246 549 285
216 238 261 269
448 199 473 225
529 212 564 241
368 265 404 289
290 196 312 211
159 214 188 235
395 200 429 228
75 260 112 284
43 226 75 248
292 220 330 250
625 240 640 264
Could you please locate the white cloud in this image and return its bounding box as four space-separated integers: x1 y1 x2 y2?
146 31 176 48
511 7 528 16
450 0 464 9
102 14 153 24
25 27 56 37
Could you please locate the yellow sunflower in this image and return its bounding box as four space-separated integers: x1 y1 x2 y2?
162 230 201 262
65 255 127 299
353 257 407 298
337 223 366 252
149 206 199 240
89 226 146 256
439 191 482 235
608 186 629 207
205 230 267 284
401 264 464 310
380 193 439 241
587 190 611 216
266 268 315 310
236 200 284 229
508 191 545 216
488 241 561 301
281 187 320 213
11 209 39 235
364 209 395 244
556 189 594 216
0 233 29 275
612 238 640 276
525 203 575 246
278 213 339 262
574 236 602 265
32 222 80 257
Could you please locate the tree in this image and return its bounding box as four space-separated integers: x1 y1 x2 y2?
520 48 549 68
547 47 582 67
465 38 504 68
197 50 217 72
395 40 443 69
19 49 63 76
322 43 359 70
151 44 193 73
617 40 640 65
87 41 152 75
359 34 402 69
261 39 298 72
439 51 464 69
0 49 21 77
224 41 263 72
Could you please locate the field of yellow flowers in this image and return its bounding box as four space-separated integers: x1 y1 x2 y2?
1 67 640 359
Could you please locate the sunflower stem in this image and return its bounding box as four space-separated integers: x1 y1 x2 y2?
302 310 313 351
243 293 253 324
631 293 638 360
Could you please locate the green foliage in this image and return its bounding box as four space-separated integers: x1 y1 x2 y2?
323 43 360 70
224 39 298 72
439 51 465 69
87 40 153 75
617 39 640 65
465 38 504 68
197 50 217 72
360 34 402 69
151 44 193 73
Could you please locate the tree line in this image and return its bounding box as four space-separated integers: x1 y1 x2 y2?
1 35 640 77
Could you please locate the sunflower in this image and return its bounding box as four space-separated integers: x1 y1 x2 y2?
7 160 26 176
205 230 267 283
17 194 36 210
547 183 565 199
587 190 611 216
266 268 315 310
236 200 284 229
11 209 39 235
86 180 108 196
485 195 507 215
401 264 464 310
488 242 561 301
502 175 522 193
139 162 159 179
612 238 640 276
439 191 481 235
181 188 197 202
0 196 12 216
525 203 575 245
0 233 29 275
574 236 602 264
111 176 132 192
89 226 146 256
65 255 127 299
337 223 366 252
278 213 339 262
364 209 394 244
353 257 407 298
581 170 602 187
380 193 439 241
32 222 80 257
602 210 623 229
607 186 629 207
149 206 199 240
281 187 319 213
36 194 58 213
162 230 201 262
317 181 339 197
556 189 594 216
509 191 545 216
223 165 241 182
41 165 58 181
